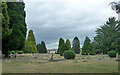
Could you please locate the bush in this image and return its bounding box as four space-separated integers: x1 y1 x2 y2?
82 52 87 55
8 51 11 54
55 52 59 54
59 43 69 56
11 51 15 54
64 50 76 59
90 52 96 55
108 50 117 57
17 51 23 54
82 52 96 55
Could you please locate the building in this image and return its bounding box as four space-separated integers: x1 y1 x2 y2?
48 49 57 54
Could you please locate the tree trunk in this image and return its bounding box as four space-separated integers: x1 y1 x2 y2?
118 13 120 22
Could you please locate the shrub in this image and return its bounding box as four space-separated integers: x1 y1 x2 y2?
64 50 76 59
55 52 59 54
8 51 11 54
108 50 117 57
17 51 23 54
90 52 96 55
82 52 87 55
82 52 96 55
59 43 69 56
11 51 15 54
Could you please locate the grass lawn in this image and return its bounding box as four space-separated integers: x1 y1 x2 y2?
2 54 118 73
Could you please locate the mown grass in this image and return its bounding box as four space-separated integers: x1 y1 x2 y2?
2 54 118 73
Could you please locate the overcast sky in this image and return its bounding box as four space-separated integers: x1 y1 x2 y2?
24 0 118 49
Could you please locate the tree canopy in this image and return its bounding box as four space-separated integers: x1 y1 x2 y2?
94 17 120 54
72 37 80 54
82 36 95 55
2 2 27 57
57 38 64 53
27 30 38 53
66 39 72 50
37 41 47 53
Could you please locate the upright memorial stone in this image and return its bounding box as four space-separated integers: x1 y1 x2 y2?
116 53 118 59
87 53 90 59
102 53 104 60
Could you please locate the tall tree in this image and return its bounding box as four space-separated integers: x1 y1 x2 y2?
57 38 64 53
94 17 120 54
59 43 69 56
66 39 71 50
1 2 12 57
39 41 47 53
37 41 47 53
37 43 42 53
109 1 120 21
82 36 94 55
27 30 38 53
72 37 80 54
6 2 27 50
22 41 31 53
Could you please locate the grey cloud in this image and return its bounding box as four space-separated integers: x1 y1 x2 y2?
25 0 118 49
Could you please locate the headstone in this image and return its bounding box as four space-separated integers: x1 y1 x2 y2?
49 53 54 61
116 53 118 59
102 53 104 60
87 53 90 59
80 52 82 57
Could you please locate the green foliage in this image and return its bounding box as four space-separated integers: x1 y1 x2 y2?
1 2 12 56
66 39 72 50
17 51 23 54
57 38 64 53
72 37 80 54
27 30 38 53
8 51 11 54
108 50 117 57
37 41 47 53
6 2 27 50
22 41 31 53
94 17 120 54
82 52 87 55
55 51 59 54
59 43 69 56
64 50 76 59
2 2 27 57
11 51 15 54
82 36 95 55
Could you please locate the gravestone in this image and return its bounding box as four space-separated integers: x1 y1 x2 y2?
102 53 104 60
80 52 82 57
116 53 118 59
49 53 54 61
87 53 90 59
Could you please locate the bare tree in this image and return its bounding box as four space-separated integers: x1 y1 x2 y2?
109 1 120 21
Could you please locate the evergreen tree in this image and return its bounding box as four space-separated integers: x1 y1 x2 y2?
37 43 42 53
41 41 47 53
2 2 27 57
27 30 38 53
37 41 47 53
6 2 27 50
59 43 69 56
66 39 71 50
1 2 12 57
82 36 94 55
94 17 120 54
57 38 64 53
22 41 31 53
72 37 80 54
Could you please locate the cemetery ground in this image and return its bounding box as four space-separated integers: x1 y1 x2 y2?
2 54 119 73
